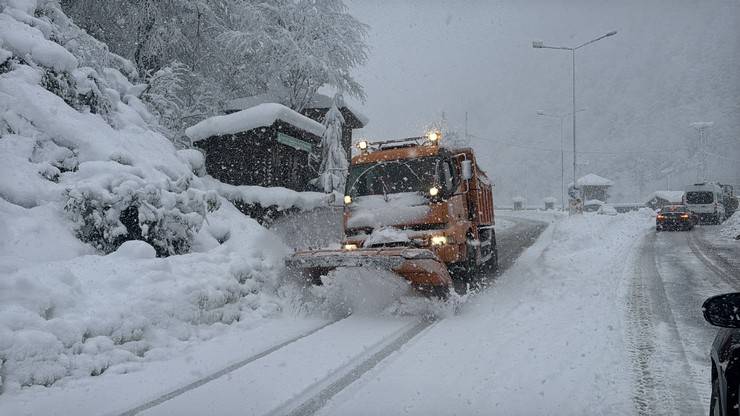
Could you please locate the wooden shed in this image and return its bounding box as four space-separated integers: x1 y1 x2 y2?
512 196 525 211
224 93 368 165
543 197 557 210
186 103 325 192
568 173 614 203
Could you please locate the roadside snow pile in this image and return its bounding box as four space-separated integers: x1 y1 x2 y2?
0 0 213 256
0 1 295 392
720 212 740 240
0 203 289 392
202 176 330 212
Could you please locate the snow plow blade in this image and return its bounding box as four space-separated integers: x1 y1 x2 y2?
286 247 453 288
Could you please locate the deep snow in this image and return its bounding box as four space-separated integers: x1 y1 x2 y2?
0 0 324 394
319 211 655 415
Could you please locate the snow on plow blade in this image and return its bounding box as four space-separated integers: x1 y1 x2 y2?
286 247 453 288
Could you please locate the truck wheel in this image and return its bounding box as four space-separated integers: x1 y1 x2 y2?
462 240 479 284
432 285 450 300
481 234 498 276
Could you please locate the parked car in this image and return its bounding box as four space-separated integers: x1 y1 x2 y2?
583 199 604 213
703 293 740 416
597 204 618 216
656 205 695 231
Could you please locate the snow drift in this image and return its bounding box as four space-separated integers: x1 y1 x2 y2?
0 0 303 392
720 211 740 240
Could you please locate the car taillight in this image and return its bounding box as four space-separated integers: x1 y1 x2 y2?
657 215 665 220
681 214 689 219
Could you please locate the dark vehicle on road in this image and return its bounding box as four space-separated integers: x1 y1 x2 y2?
703 293 740 416
656 205 695 231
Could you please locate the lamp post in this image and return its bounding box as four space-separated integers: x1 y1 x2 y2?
533 30 617 205
537 109 586 211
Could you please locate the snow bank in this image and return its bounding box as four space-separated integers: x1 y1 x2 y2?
0 13 77 71
321 212 655 415
0 2 298 392
202 176 330 211
720 211 740 240
0 202 289 391
185 103 326 141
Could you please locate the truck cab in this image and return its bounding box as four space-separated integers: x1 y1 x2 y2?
341 133 496 279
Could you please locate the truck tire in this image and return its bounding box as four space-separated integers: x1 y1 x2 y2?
461 240 479 283
481 233 498 275
450 237 479 286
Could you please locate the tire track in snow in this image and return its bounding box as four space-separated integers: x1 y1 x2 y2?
687 230 740 287
626 233 704 415
117 317 346 416
270 318 436 416
123 217 545 416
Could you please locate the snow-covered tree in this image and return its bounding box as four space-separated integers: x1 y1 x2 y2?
62 0 369 139
316 93 348 193
216 0 368 110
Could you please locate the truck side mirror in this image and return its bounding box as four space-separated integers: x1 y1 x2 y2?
462 160 473 180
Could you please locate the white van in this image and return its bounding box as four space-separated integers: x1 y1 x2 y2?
685 182 725 224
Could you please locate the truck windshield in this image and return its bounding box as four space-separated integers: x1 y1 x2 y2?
346 157 440 197
686 191 713 204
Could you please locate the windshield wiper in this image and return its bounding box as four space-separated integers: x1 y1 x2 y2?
379 177 390 202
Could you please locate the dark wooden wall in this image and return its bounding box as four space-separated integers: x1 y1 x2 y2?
195 121 320 191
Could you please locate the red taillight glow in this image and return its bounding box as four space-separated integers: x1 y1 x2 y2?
657 215 665 220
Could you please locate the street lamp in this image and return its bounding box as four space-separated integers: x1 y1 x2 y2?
537 109 587 211
533 30 617 206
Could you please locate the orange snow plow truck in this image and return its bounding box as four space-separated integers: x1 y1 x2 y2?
286 132 496 297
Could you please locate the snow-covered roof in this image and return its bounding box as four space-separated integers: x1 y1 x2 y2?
305 93 369 126
512 196 525 202
185 103 325 142
543 197 557 203
584 199 605 206
647 190 684 203
224 93 369 127
568 173 614 188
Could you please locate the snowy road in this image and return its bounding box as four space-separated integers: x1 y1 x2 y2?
116 216 549 416
627 225 740 415
5 214 739 416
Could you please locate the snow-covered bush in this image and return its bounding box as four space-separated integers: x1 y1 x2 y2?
63 180 219 256
720 211 740 240
0 0 296 392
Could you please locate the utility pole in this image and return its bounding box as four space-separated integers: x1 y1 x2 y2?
533 30 617 212
537 109 586 211
690 121 713 182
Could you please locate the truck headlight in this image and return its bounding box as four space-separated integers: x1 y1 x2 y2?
343 244 358 251
344 195 352 205
431 236 448 246
429 186 439 197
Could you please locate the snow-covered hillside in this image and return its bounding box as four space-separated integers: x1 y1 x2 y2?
0 0 316 392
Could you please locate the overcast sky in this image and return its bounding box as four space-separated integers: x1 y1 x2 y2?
344 0 740 203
